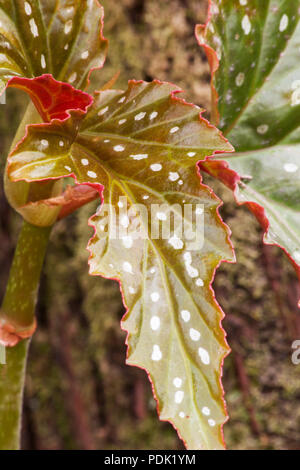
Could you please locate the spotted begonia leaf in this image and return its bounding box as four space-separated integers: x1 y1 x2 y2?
197 0 300 273
7 76 235 449
0 0 107 92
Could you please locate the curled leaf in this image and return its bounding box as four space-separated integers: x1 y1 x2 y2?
8 74 93 122
4 75 94 226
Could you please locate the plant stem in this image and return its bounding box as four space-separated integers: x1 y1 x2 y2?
0 221 51 450
0 341 30 450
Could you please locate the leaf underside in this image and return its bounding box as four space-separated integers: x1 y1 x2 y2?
8 76 234 449
0 0 107 92
197 0 300 273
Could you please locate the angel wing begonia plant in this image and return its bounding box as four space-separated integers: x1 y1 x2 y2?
0 0 298 451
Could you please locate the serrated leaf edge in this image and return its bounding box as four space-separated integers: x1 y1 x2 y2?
6 74 236 448
200 158 300 308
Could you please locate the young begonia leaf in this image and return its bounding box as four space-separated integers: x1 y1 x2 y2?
3 74 94 225
8 74 93 122
0 0 107 92
197 0 300 275
7 76 235 449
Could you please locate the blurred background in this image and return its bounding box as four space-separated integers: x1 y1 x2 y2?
0 0 300 450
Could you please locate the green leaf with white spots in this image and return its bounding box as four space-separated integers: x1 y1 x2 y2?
8 79 234 449
0 0 107 92
197 0 300 271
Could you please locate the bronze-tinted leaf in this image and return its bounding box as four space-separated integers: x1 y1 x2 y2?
8 77 234 449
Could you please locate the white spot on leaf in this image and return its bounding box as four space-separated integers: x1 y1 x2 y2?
284 163 298 173
175 391 184 404
68 72 77 84
183 252 199 278
242 15 251 35
98 106 109 116
152 344 162 361
189 328 201 341
150 316 160 331
151 292 160 303
181 310 191 323
130 153 148 160
150 163 162 172
149 111 158 120
235 72 245 87
25 2 32 15
41 54 46 69
173 377 182 388
279 14 289 32
64 20 73 35
196 278 204 287
168 235 184 250
202 407 211 416
123 262 133 273
135 112 146 121
169 172 180 181
114 145 125 152
198 347 210 365
257 124 269 135
29 18 39 37
41 139 49 148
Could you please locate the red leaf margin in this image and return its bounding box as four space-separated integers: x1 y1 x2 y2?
86 167 235 450
84 0 108 90
200 159 300 308
196 1 300 307
195 0 220 126
4 74 236 449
